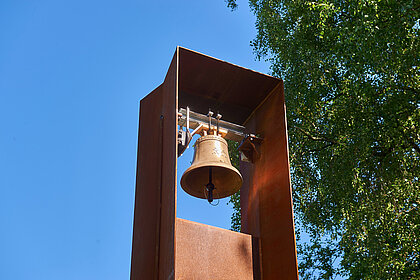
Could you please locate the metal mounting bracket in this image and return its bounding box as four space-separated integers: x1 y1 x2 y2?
177 107 263 158
238 134 263 163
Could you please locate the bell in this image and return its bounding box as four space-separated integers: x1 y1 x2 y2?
180 134 243 202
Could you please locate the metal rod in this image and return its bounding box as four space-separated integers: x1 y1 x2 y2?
216 113 221 135
207 110 213 133
186 106 190 131
191 123 203 137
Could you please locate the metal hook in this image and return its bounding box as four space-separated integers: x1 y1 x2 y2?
216 113 222 135
207 109 214 134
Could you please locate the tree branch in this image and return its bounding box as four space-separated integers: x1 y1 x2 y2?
293 125 339 144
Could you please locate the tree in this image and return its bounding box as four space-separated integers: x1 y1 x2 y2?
228 139 241 232
227 0 419 278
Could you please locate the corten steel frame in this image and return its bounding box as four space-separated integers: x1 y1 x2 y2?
130 47 299 280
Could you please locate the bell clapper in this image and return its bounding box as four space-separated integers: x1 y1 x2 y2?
204 167 220 206
205 166 215 203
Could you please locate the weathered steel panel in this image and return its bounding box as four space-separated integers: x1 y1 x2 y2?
130 85 164 280
158 50 178 280
178 47 280 125
175 218 254 280
131 49 178 280
241 82 299 280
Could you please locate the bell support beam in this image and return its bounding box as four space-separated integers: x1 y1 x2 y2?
178 107 247 142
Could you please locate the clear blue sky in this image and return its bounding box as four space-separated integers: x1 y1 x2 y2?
0 1 271 279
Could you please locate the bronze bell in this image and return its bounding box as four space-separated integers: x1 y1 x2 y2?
180 134 243 202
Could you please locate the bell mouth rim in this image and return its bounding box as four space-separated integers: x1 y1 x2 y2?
180 164 243 199
182 161 243 177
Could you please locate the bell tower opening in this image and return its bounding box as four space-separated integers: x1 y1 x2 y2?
176 108 244 229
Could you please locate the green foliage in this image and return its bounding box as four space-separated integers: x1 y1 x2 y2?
227 139 241 232
227 0 419 278
225 0 238 11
